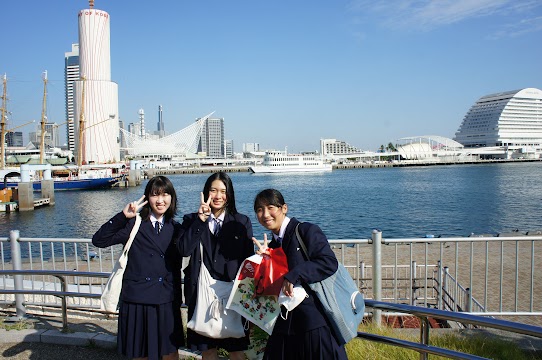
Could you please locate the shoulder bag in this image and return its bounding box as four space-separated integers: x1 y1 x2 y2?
187 242 245 338
295 223 365 345
100 214 142 312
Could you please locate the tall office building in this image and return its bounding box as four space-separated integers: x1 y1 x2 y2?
128 122 141 137
29 123 60 148
224 139 234 158
74 2 120 164
45 123 60 147
454 88 542 149
64 43 79 152
157 105 165 137
197 117 224 158
6 131 23 147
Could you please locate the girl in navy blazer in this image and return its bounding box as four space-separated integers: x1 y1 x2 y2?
92 176 184 360
178 172 254 360
253 188 347 360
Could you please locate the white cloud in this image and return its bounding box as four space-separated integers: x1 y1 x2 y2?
348 0 542 33
490 15 542 38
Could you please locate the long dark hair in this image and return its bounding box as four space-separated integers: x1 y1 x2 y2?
253 188 285 212
203 172 238 215
140 175 178 220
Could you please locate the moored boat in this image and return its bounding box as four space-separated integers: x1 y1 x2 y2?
0 164 126 191
249 150 332 174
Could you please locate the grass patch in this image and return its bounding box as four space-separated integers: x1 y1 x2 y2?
346 323 542 360
0 317 32 331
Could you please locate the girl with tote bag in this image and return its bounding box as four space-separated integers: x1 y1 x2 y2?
252 188 347 360
177 172 254 360
93 176 185 360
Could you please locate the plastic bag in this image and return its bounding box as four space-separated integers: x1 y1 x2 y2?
253 247 289 297
226 254 282 335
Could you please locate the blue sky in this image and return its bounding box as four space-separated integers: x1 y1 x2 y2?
2 0 541 153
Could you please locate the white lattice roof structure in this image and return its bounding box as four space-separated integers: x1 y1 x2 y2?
121 113 213 157
396 135 464 160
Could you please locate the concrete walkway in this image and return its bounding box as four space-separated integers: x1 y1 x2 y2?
0 312 202 360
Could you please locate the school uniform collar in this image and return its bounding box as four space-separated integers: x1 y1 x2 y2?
274 216 291 242
209 211 226 233
150 213 164 227
210 212 226 222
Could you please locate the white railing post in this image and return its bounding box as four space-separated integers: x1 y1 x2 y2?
9 230 26 319
372 229 382 326
437 260 443 310
411 261 417 306
442 266 449 310
360 260 365 290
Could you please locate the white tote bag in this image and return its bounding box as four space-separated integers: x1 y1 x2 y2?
187 243 245 338
100 214 142 312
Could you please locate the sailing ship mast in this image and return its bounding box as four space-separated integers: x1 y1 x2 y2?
39 71 48 164
77 76 86 167
0 74 7 169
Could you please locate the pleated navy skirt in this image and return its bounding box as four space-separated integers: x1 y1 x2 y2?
263 325 347 360
187 326 250 353
117 300 185 360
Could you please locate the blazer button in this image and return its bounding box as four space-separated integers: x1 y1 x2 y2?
158 277 163 282
145 277 151 281
160 254 164 258
150 253 154 257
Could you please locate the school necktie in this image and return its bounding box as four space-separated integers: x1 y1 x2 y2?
154 221 162 234
276 236 282 245
214 218 222 236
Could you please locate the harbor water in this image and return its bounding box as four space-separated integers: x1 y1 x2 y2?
1 162 541 241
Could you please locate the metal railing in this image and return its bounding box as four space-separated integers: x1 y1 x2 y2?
0 269 109 332
361 299 542 360
2 229 542 359
3 230 542 322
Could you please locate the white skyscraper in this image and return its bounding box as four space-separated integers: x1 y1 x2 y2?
74 2 120 164
198 117 224 158
64 43 79 151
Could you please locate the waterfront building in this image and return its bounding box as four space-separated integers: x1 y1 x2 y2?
396 136 466 160
64 43 79 152
454 88 542 152
198 116 224 158
224 139 234 158
6 131 23 147
320 138 361 156
74 2 120 164
121 112 212 160
243 143 260 153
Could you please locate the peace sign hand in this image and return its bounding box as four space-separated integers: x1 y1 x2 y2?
198 192 212 221
252 233 270 255
123 195 147 218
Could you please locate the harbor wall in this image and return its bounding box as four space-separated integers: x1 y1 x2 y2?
142 158 541 177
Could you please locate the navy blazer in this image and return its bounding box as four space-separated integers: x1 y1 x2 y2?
177 212 254 318
92 212 184 305
269 217 338 335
